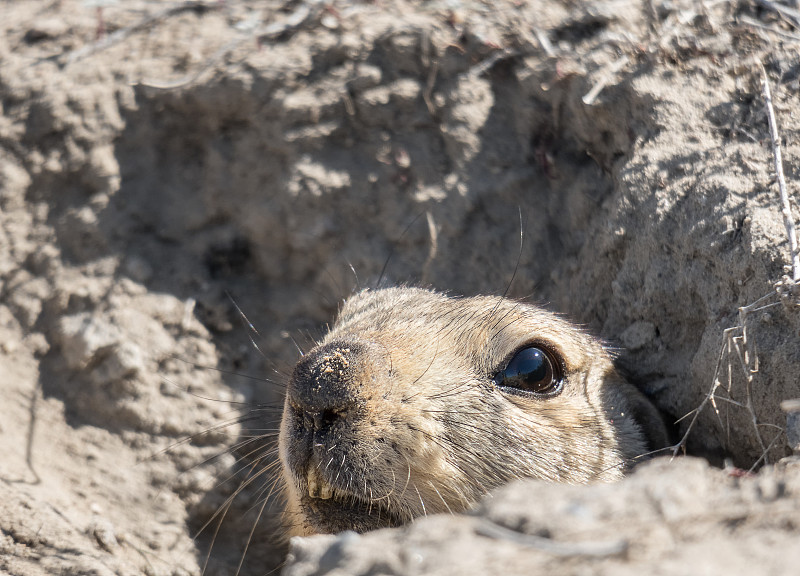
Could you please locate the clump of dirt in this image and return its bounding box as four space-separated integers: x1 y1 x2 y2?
1 1 799 575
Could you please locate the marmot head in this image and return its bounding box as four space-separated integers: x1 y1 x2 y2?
279 287 667 535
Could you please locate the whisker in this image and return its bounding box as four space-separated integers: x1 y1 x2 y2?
164 356 282 389
235 490 269 576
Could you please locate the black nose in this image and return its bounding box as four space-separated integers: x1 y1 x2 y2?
287 340 370 431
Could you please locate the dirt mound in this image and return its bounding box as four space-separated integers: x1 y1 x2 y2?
1 1 799 575
285 458 800 576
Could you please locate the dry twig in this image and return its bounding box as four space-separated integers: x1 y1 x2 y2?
466 48 519 78
673 65 800 462
421 211 439 284
532 26 556 57
671 294 782 460
61 1 219 66
582 54 630 105
760 65 800 282
423 60 439 116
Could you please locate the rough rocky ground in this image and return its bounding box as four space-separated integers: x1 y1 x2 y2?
1 0 799 575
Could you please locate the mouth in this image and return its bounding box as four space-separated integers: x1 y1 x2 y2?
298 466 406 533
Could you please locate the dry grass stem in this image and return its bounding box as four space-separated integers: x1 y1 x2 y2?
760 65 800 282
533 26 556 56
670 282 785 461
61 1 220 66
582 54 630 105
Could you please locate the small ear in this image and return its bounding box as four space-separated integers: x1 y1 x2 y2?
610 362 672 455
623 388 671 454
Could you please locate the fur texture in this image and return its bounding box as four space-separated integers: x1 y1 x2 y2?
278 287 668 535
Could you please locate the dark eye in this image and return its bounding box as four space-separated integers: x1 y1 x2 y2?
493 346 563 397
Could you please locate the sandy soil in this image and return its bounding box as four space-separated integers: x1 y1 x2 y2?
1 0 799 574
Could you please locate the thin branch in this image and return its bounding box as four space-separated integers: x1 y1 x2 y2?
670 324 733 456
670 290 783 459
582 54 630 106
62 1 219 67
760 65 800 282
466 49 519 78
532 27 556 57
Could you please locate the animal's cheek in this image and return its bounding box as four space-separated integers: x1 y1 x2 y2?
337 396 442 478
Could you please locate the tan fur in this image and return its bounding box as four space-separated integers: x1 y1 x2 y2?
278 287 668 536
